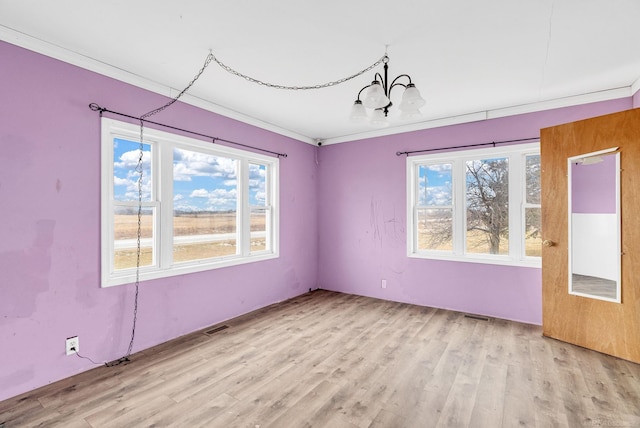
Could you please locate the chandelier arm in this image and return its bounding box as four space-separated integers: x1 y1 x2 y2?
388 81 409 95
356 84 372 101
370 72 385 94
390 74 412 88
351 53 424 120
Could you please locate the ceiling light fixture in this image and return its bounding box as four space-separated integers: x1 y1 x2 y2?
350 55 425 127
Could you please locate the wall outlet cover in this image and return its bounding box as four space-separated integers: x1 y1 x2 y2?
66 336 79 355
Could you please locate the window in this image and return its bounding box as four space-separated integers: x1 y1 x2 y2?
101 118 279 287
407 143 540 267
524 154 542 257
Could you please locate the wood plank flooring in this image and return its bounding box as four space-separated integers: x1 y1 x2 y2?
1 290 639 427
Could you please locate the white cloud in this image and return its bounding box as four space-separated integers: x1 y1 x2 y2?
190 188 211 198
114 149 151 169
114 176 129 186
187 188 237 211
211 188 237 198
419 185 452 206
429 187 452 205
173 202 200 212
113 172 151 201
425 163 452 173
253 191 266 204
249 164 266 179
173 148 237 181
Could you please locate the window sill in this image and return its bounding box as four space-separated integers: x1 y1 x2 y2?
408 251 541 269
102 252 279 287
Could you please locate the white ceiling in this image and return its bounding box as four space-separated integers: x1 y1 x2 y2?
2 0 640 144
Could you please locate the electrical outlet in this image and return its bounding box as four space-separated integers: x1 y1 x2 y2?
381 279 387 289
66 336 79 355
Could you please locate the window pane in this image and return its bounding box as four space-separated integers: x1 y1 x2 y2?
173 148 238 262
250 207 267 252
466 157 509 255
173 212 237 262
418 163 452 206
417 208 453 251
113 138 151 202
526 154 541 204
250 163 269 253
249 163 267 207
525 207 542 257
525 154 541 258
114 206 154 269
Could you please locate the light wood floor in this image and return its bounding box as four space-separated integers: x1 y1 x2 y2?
1 290 639 427
571 274 617 300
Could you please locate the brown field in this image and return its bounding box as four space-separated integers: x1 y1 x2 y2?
114 213 541 270
114 213 266 269
418 229 542 257
113 212 266 239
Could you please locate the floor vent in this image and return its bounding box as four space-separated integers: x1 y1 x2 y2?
204 325 229 336
464 314 490 321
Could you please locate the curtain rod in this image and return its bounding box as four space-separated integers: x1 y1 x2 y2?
89 103 288 158
395 137 539 157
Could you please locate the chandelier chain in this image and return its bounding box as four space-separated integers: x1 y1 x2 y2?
127 122 144 359
211 53 387 90
141 54 216 119
124 51 215 360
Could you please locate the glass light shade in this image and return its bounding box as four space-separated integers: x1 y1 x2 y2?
399 84 425 111
369 109 390 128
349 100 368 122
362 81 390 109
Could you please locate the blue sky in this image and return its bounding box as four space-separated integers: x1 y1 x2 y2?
418 163 452 206
113 138 265 212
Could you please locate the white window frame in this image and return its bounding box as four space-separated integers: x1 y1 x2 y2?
101 117 279 287
407 142 540 267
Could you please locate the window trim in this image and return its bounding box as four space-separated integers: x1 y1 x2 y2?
406 142 541 268
101 117 279 287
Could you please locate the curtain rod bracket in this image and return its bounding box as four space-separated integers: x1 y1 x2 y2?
89 103 105 113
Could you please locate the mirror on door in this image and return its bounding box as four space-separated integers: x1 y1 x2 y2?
568 148 620 302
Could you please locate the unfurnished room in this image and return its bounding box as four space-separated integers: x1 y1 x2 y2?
1 1 640 427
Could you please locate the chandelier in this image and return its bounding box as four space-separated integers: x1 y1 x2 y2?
349 55 425 127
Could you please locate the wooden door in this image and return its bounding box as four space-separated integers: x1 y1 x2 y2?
541 108 640 363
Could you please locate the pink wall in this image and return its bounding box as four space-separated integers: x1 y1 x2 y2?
1 38 636 402
634 87 640 108
571 155 617 214
0 42 318 401
316 98 632 325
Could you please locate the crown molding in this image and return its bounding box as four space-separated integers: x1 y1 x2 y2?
322 112 489 145
2 25 635 148
486 87 631 120
0 25 314 145
632 74 640 97
322 86 632 145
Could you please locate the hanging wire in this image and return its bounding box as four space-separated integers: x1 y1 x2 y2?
124 121 144 360
94 52 217 367
94 50 387 364
210 51 387 90
142 53 215 119
74 351 103 366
